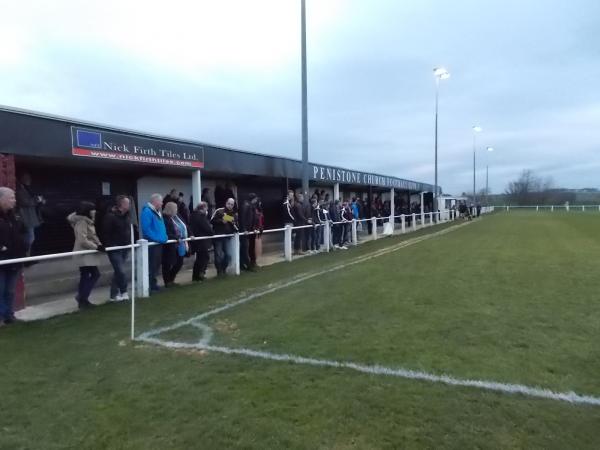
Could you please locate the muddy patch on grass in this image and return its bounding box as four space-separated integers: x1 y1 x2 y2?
214 319 240 341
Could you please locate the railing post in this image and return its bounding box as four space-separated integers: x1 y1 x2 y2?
323 222 331 253
421 211 425 227
284 225 293 261
401 214 406 234
227 233 241 275
551 205 554 212
582 205 586 212
412 213 417 231
428 212 433 225
371 217 378 240
135 239 149 298
351 219 358 245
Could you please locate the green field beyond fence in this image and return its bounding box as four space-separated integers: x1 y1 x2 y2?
2 212 600 449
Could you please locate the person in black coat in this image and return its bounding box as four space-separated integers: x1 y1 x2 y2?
102 195 132 301
329 199 342 247
282 190 295 225
0 187 27 325
176 192 190 225
238 193 258 271
190 202 214 281
302 194 313 251
310 198 321 252
163 189 178 208
294 193 307 254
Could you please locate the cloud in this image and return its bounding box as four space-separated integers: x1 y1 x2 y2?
1 0 599 195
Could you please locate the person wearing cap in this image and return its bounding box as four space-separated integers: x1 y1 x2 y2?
211 198 238 276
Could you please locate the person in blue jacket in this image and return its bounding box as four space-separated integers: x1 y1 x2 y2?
351 197 360 220
141 193 168 292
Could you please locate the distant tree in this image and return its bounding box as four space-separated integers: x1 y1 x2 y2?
504 170 571 205
505 170 538 205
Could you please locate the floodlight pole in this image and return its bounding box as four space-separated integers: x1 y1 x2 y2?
301 0 309 196
486 164 489 205
473 133 476 205
434 76 440 211
472 126 481 205
433 67 449 209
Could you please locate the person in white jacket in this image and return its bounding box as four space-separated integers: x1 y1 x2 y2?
67 201 105 309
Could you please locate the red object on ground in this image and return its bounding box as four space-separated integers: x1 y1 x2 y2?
0 154 25 311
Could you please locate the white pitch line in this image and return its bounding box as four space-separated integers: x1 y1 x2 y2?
136 221 600 407
139 335 600 407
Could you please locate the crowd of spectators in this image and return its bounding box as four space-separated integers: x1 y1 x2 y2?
0 176 452 324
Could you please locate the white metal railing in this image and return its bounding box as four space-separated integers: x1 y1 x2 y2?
2 207 490 338
500 205 600 212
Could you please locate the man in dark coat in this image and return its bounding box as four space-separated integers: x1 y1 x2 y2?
102 195 132 301
282 190 295 226
238 194 258 271
302 193 313 251
190 202 214 281
176 192 190 224
163 189 178 208
294 193 307 255
329 199 342 247
0 187 27 325
15 173 44 255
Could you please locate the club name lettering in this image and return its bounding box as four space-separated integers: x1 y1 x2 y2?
312 164 424 191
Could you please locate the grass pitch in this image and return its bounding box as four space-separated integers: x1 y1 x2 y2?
2 212 600 449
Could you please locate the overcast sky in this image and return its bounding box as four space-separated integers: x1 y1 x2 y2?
1 0 599 194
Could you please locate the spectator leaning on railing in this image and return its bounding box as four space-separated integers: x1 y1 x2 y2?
239 193 258 272
302 193 313 252
211 198 238 276
294 193 307 255
102 195 132 302
282 190 295 227
141 194 168 293
252 199 264 264
0 187 27 325
310 198 321 253
190 202 214 282
162 201 189 288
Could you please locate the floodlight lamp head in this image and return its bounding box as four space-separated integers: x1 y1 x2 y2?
433 67 450 80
